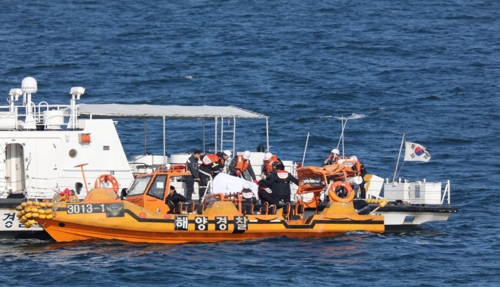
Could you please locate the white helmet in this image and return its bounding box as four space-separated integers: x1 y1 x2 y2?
223 150 232 157
264 152 273 161
331 148 339 155
243 150 251 159
242 182 251 190
351 155 358 161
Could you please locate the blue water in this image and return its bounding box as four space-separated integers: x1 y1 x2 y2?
1 0 500 286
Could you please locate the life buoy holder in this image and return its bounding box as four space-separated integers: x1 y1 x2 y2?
328 181 354 203
94 174 119 193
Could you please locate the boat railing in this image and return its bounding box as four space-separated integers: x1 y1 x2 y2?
383 178 451 206
0 102 74 131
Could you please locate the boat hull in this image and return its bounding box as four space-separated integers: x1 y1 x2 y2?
374 204 458 232
35 201 385 244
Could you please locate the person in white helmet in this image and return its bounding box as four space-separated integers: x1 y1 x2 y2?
240 182 257 214
324 148 340 166
229 150 258 183
261 152 283 179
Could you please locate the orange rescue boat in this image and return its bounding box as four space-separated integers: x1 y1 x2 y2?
17 166 385 244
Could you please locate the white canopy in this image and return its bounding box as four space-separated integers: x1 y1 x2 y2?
76 103 270 158
77 104 267 119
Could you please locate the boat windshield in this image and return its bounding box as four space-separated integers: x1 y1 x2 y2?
127 176 152 196
147 175 167 199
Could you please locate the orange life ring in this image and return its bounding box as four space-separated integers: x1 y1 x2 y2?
94 174 119 193
328 181 354 203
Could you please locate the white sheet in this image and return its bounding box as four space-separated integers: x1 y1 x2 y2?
211 173 259 199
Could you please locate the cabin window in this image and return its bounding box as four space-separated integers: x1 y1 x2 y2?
127 176 152 196
148 175 167 199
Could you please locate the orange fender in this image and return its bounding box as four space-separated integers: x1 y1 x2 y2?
94 174 119 193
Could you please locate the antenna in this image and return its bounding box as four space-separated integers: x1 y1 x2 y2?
67 87 85 129
8 88 22 112
21 77 37 129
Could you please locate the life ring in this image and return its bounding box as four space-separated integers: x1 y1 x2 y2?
328 181 354 203
94 174 119 193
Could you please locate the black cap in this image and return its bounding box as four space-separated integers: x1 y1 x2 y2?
193 149 202 155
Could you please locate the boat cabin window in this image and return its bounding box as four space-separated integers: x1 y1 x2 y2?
147 175 167 199
127 176 152 196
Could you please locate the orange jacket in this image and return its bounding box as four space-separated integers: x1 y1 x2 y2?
264 155 283 174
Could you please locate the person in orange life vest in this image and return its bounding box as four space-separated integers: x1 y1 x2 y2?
257 179 275 206
216 150 232 174
229 150 258 184
240 182 257 215
185 149 201 202
198 153 221 203
350 156 367 198
324 148 340 166
261 152 284 179
263 163 298 206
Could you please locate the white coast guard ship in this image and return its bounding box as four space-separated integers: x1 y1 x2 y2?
1 77 456 238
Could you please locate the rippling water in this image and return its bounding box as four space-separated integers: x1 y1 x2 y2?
1 0 499 286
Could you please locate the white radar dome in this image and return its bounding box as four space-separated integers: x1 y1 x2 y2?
21 77 38 94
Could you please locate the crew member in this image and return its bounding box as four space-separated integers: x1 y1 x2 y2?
257 179 275 206
240 182 257 215
350 156 367 198
165 185 187 214
261 152 284 179
324 148 340 166
198 153 221 203
229 150 258 184
264 163 298 206
216 150 232 174
185 150 201 202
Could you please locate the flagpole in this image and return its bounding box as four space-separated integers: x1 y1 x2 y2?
392 133 406 182
302 132 309 166
337 117 348 157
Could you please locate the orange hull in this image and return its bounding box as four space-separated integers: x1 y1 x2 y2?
34 198 384 244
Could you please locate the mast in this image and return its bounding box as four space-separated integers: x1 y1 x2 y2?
392 133 406 182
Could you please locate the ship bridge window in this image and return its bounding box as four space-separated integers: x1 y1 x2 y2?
148 175 167 199
127 176 152 196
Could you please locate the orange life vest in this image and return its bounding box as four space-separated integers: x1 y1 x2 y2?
234 155 250 171
202 154 220 166
264 156 282 174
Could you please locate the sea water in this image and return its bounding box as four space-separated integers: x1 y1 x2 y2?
1 0 499 286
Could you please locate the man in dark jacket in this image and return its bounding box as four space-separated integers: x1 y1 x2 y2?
185 150 201 202
264 163 298 206
257 179 275 206
165 186 186 214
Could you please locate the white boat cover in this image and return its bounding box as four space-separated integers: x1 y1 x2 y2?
78 104 267 119
211 173 259 199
